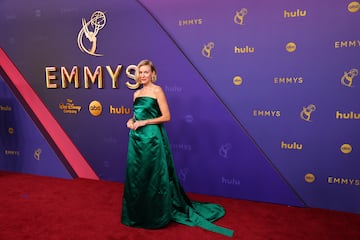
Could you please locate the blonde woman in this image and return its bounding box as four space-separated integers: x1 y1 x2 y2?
121 59 233 237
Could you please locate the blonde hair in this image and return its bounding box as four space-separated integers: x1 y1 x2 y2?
135 59 157 83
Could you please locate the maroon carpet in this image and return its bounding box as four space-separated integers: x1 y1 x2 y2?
0 171 359 240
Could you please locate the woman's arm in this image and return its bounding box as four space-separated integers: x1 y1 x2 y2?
148 86 170 124
126 91 138 130
133 86 170 130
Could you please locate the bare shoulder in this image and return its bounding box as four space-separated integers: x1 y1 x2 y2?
133 90 141 99
153 85 165 96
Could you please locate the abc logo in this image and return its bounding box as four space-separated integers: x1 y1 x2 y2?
340 144 352 154
304 173 315 183
233 76 243 86
348 1 360 13
89 100 102 117
286 42 297 52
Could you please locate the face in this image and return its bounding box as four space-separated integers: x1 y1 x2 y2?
138 65 153 85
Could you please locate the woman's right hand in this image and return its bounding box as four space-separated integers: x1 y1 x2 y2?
126 119 134 130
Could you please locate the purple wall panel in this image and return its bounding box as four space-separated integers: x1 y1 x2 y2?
0 76 73 179
1 0 359 212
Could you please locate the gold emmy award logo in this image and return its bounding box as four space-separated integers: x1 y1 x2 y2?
348 1 360 13
341 68 358 87
34 148 42 161
8 127 14 134
89 100 103 116
77 11 107 56
234 8 248 25
201 42 215 58
300 104 316 122
219 143 232 158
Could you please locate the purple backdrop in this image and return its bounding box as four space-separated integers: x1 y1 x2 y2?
1 0 359 213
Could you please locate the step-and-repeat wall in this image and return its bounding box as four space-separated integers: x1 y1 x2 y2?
1 0 359 213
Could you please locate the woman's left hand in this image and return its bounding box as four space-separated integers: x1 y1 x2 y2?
133 120 147 130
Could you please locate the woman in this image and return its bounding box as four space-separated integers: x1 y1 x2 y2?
121 59 233 237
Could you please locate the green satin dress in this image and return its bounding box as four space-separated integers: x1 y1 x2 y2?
121 97 233 237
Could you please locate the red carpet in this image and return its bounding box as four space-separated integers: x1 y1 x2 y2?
0 171 359 240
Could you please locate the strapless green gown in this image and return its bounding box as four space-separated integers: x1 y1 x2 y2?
121 97 233 237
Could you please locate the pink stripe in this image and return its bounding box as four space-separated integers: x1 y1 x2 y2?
0 48 99 180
